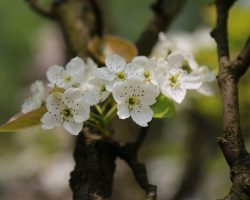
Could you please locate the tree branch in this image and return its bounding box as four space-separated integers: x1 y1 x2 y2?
134 126 149 153
117 126 157 200
232 36 250 78
211 0 250 199
210 0 235 59
136 0 188 55
25 0 55 19
70 128 117 200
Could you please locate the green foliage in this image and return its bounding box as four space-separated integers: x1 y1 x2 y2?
151 94 175 118
0 1 45 122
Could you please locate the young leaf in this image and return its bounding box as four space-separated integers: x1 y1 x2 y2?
88 35 138 64
0 107 47 132
151 95 175 118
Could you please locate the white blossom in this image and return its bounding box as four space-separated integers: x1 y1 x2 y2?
82 77 110 103
151 32 178 59
41 88 90 135
190 66 216 96
96 54 142 91
130 56 167 84
156 53 202 103
173 52 216 96
112 80 159 127
47 57 87 89
21 80 46 113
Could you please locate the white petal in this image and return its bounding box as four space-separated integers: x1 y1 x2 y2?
30 80 46 99
117 103 130 119
130 105 153 127
105 54 126 73
41 112 61 129
21 98 41 114
63 88 83 105
201 66 216 82
125 64 144 80
96 67 115 81
65 57 86 84
168 52 185 67
72 102 90 123
182 75 202 89
46 92 64 113
112 82 129 104
185 53 199 70
82 89 100 106
139 83 159 105
105 81 115 92
63 121 83 135
100 91 110 102
161 84 186 103
66 57 85 73
197 84 214 96
47 65 64 85
131 56 149 65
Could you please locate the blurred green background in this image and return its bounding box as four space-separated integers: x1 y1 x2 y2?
0 0 249 200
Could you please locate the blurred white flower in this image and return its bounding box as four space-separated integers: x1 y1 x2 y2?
156 53 202 103
21 80 46 113
47 57 86 89
112 80 159 127
190 66 216 96
151 32 177 59
41 88 90 135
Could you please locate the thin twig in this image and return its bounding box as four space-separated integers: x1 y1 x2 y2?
211 0 235 59
117 142 157 200
136 0 188 55
25 0 55 19
134 126 149 153
232 36 250 78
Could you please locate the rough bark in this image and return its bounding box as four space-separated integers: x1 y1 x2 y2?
70 129 117 200
211 0 250 199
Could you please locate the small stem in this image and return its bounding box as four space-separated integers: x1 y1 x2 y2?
105 105 117 121
102 95 112 113
91 113 103 121
95 105 103 115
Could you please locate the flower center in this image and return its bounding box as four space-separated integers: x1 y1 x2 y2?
116 71 126 80
64 76 72 82
100 85 106 92
127 97 139 111
144 70 151 79
63 108 72 117
182 61 192 73
169 73 180 87
128 97 137 105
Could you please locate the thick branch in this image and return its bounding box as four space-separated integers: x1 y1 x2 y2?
70 129 117 200
212 0 250 199
136 0 188 55
25 0 55 19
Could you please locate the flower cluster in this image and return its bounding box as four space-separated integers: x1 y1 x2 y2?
21 33 215 135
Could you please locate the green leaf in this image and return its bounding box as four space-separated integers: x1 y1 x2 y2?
151 95 175 118
0 107 47 132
